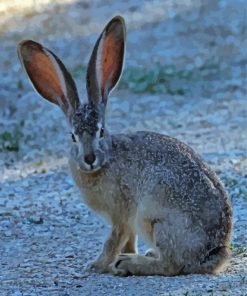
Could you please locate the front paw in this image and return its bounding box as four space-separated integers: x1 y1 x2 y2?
111 254 135 276
86 259 110 274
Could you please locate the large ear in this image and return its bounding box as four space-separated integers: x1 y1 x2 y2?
86 16 125 105
17 40 80 122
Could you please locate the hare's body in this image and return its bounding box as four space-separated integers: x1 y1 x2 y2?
69 131 232 275
18 16 232 276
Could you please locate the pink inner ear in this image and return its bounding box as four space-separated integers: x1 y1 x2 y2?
21 43 65 105
100 27 124 100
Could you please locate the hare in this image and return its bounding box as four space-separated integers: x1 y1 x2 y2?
18 16 232 276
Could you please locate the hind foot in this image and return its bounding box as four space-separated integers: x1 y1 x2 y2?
112 254 163 276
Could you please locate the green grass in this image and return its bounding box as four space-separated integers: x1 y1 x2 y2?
120 65 192 95
70 62 220 95
0 122 23 152
231 244 247 255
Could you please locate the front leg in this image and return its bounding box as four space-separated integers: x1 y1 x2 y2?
121 231 137 254
90 224 130 273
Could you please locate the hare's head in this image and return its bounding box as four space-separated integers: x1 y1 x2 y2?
18 16 125 172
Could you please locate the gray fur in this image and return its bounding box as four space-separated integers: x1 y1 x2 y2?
18 15 232 276
73 104 99 135
69 132 232 275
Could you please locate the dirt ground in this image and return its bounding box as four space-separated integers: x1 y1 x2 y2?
0 0 247 295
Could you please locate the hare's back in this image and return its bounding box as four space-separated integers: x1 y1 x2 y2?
111 131 228 210
112 130 212 180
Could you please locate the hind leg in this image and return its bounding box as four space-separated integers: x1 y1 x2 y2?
112 217 230 276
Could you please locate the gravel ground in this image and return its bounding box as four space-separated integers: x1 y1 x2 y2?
0 0 247 295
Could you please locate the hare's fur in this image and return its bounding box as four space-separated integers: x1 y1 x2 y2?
70 132 232 275
18 16 232 276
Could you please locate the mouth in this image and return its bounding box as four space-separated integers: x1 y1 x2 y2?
78 163 102 173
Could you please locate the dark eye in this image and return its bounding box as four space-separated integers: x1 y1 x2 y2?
71 133 76 143
100 127 104 138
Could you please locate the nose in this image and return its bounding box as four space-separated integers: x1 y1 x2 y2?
84 153 96 165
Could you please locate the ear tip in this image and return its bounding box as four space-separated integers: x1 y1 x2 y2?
18 40 34 49
112 15 125 23
18 40 42 54
17 40 44 61
108 15 126 30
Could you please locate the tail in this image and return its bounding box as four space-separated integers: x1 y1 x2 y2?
198 246 231 274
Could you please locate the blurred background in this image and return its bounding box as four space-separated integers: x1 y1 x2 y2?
0 0 247 294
